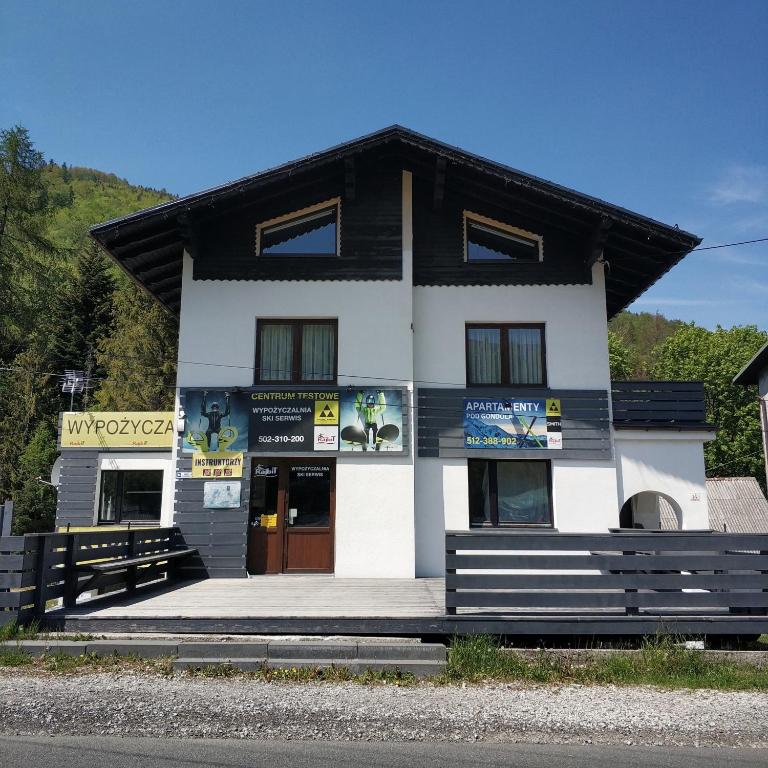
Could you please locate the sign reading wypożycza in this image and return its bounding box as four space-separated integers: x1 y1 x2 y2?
60 411 174 449
463 398 562 450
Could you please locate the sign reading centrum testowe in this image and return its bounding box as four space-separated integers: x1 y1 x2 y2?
181 388 405 454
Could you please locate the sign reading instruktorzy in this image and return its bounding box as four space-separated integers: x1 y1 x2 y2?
181 388 405 454
463 398 562 450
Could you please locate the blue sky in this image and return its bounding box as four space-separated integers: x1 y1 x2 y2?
2 1 766 329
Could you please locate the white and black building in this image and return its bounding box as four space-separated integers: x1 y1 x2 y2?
55 126 714 579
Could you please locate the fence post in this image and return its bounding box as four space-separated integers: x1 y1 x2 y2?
63 534 79 609
445 535 457 616
126 530 138 594
0 500 12 537
623 549 639 616
34 534 50 619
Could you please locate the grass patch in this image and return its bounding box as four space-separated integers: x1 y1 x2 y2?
0 620 40 642
183 662 416 685
0 647 33 667
445 634 768 691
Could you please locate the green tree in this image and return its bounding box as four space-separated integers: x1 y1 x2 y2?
48 242 115 390
10 422 58 534
0 126 61 358
608 330 636 380
95 282 177 411
651 324 768 489
609 311 684 378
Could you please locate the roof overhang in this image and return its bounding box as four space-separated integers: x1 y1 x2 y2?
733 341 768 386
90 125 702 316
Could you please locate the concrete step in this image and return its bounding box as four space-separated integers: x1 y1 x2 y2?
172 657 445 678
177 641 446 662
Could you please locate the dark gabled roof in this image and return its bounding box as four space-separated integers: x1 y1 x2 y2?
90 124 702 315
733 340 768 386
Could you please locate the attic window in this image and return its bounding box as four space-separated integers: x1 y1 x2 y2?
464 211 543 263
256 198 340 257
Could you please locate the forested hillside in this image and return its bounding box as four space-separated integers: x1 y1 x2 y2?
0 126 178 534
0 125 765 535
608 311 685 378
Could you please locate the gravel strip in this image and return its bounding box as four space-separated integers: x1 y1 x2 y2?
1 671 766 747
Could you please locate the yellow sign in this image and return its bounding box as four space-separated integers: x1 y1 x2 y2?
191 451 244 479
546 399 561 417
314 400 339 425
60 411 174 449
261 513 277 528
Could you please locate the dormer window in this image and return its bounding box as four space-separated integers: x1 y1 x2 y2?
464 211 543 263
256 198 340 257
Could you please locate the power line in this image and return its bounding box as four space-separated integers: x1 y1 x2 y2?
692 237 768 252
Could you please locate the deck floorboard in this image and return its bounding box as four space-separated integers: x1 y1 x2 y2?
61 577 447 619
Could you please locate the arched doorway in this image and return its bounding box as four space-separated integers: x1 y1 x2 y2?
619 491 683 530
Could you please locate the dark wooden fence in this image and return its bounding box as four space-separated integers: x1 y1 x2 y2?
1 527 190 627
0 536 39 628
611 381 709 429
446 530 768 634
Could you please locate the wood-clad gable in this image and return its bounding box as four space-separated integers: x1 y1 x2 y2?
90 125 701 317
194 151 402 282
411 172 592 287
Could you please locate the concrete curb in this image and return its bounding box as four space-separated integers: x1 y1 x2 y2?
1 638 447 677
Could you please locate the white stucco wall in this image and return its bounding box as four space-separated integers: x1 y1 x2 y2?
614 430 714 529
412 263 611 390
412 264 621 576
174 172 417 578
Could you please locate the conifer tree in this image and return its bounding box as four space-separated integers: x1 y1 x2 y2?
0 126 61 359
95 281 177 411
48 242 115 385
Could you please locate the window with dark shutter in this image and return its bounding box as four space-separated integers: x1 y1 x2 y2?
464 211 543 263
256 199 340 257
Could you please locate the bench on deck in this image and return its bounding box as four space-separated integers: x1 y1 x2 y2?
63 529 198 607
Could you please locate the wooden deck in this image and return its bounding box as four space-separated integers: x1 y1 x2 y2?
51 577 451 635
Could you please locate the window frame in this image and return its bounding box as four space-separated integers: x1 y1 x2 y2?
255 198 341 258
465 322 547 388
468 459 554 529
97 469 164 526
463 210 543 264
254 318 339 385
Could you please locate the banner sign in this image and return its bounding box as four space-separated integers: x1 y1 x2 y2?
463 398 562 450
182 388 405 455
60 411 174 449
191 451 244 479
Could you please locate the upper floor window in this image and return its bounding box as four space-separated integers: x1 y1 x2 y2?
256 199 340 257
463 211 543 263
256 319 337 383
466 323 546 386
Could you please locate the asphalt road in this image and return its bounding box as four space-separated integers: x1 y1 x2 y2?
1 736 766 768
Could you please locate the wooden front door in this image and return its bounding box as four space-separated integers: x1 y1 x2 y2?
247 459 335 574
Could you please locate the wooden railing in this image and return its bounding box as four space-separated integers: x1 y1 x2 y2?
445 530 768 619
611 380 709 429
1 527 192 627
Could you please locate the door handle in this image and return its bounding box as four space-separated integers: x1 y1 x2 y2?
288 508 298 525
